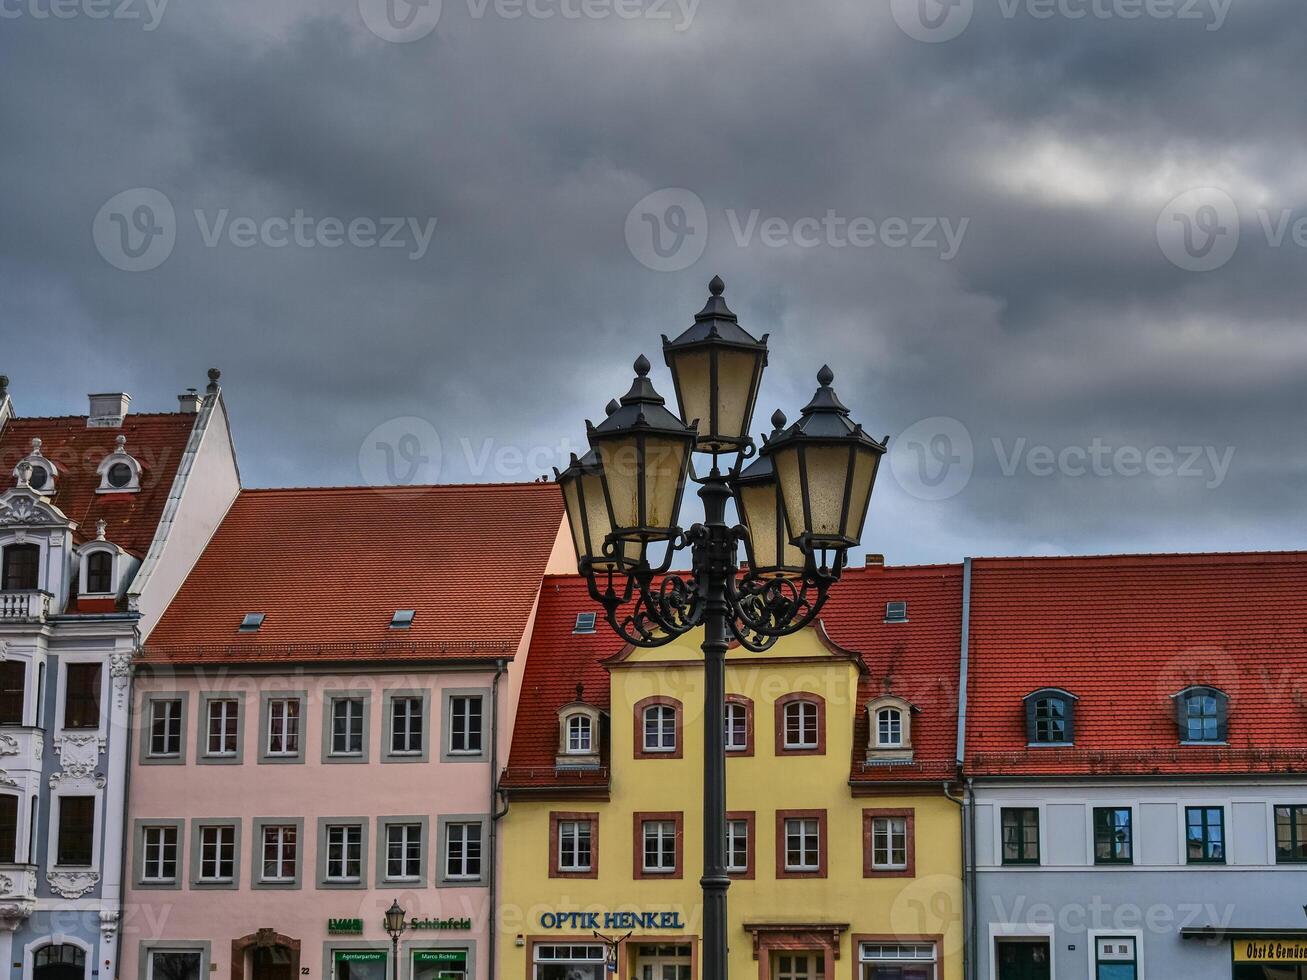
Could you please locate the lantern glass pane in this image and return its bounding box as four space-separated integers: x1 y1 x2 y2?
669 348 712 440
641 436 689 530
596 440 642 533
738 482 779 569
803 444 854 541
711 348 762 446
560 474 588 560
772 443 807 542
581 468 630 568
846 446 880 542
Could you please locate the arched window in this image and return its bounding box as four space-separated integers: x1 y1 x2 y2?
34 944 86 980
1023 688 1078 745
776 694 825 753
1 543 39 591
84 551 114 595
643 705 677 752
724 695 753 754
1175 686 1228 743
95 434 142 494
566 713 593 754
876 707 903 747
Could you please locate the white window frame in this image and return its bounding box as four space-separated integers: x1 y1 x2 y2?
725 702 748 751
876 708 903 748
726 819 749 872
145 949 205 980
445 821 482 880
331 698 365 756
386 822 423 881
643 705 677 753
265 698 300 757
557 820 592 872
260 824 297 883
784 817 820 871
565 714 593 754
391 696 424 755
859 942 937 980
325 824 362 883
198 825 236 882
449 695 483 755
784 701 818 750
149 698 182 758
642 820 677 873
206 699 239 757
871 816 908 870
141 825 179 883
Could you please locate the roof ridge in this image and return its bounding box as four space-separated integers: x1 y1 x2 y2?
238 481 560 494
6 411 197 423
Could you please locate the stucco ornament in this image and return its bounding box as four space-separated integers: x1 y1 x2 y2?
50 734 107 788
46 870 100 899
100 909 120 940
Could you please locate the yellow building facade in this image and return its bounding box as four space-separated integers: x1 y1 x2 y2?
499 571 964 980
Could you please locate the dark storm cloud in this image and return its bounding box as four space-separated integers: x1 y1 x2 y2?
2 0 1306 564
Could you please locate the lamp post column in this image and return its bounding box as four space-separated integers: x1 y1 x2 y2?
697 469 734 980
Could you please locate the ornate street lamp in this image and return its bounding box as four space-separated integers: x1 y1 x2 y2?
562 277 888 980
383 900 407 980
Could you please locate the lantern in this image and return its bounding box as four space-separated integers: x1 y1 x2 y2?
733 410 807 579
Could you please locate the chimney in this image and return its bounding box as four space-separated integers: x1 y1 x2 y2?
177 388 201 413
87 392 131 428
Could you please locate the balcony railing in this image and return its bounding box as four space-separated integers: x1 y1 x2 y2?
0 591 51 623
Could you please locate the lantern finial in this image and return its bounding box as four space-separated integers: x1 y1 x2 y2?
709 275 725 296
634 354 651 377
605 399 620 416
817 364 834 387
770 409 787 432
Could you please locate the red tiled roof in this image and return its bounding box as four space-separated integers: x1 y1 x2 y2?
142 483 564 664
964 552 1307 777
500 564 965 792
0 413 196 556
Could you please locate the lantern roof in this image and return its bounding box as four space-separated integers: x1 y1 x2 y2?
769 366 888 448
661 276 771 355
734 410 788 485
587 355 697 440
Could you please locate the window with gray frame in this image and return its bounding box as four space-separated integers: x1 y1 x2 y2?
198 825 236 881
1177 688 1227 743
386 822 422 880
147 949 206 980
206 699 239 756
1001 807 1040 865
1093 807 1132 864
444 821 482 880
326 824 363 882
261 824 298 882
150 699 182 757
332 698 365 756
265 698 301 757
142 825 179 882
449 695 482 754
1186 806 1225 863
1275 805 1307 864
1032 697 1070 743
391 696 423 755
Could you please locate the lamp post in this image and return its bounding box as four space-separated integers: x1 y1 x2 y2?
557 277 887 980
384 900 407 980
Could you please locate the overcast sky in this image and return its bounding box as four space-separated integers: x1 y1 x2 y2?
2 0 1305 566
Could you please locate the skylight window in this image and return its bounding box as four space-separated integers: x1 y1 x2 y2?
574 611 597 634
390 609 415 629
238 613 265 632
884 601 908 623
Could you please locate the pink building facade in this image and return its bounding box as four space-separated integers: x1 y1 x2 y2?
119 483 572 980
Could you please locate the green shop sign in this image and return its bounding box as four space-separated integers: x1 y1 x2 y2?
335 951 387 963
414 951 468 965
410 917 473 930
329 919 364 935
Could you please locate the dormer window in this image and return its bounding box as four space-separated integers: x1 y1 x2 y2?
566 713 593 753
1175 686 1228 743
1024 688 1078 745
13 438 55 493
556 690 602 768
865 695 914 762
95 435 141 494
884 601 908 623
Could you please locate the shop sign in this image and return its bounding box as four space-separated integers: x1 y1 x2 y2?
329 918 364 935
540 911 684 930
411 917 473 930
415 951 469 965
335 951 388 963
1234 939 1307 963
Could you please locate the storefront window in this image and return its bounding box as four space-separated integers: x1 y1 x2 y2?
147 950 203 980
860 943 935 980
1095 937 1136 980
534 943 606 980
635 944 692 980
1232 938 1307 980
334 950 387 980
413 949 468 980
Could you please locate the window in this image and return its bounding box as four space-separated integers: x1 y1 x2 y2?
784 817 820 871
1186 806 1225 863
198 825 235 881
1178 688 1227 743
389 609 414 629
725 698 751 753
148 950 204 980
106 461 134 489
261 824 297 882
533 944 606 980
64 662 101 729
149 699 182 757
266 698 300 757
552 815 596 876
776 954 824 980
1 543 39 591
24 462 51 491
325 824 363 882
1024 688 1076 744
574 611 597 633
390 696 424 755
445 821 482 880
783 700 818 750
206 699 239 756
884 601 908 622
642 820 678 874
727 818 750 874
1001 807 1040 865
35 946 88 973
238 612 265 632
1095 937 1137 980
871 816 908 870
449 695 483 754
0 795 17 863
860 943 937 980
84 550 114 593
386 823 422 880
56 795 95 866
1275 806 1307 864
332 698 365 756
1093 807 1133 864
566 714 592 754
876 708 903 747
1033 698 1068 743
0 660 24 724
142 825 179 882
643 704 677 754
